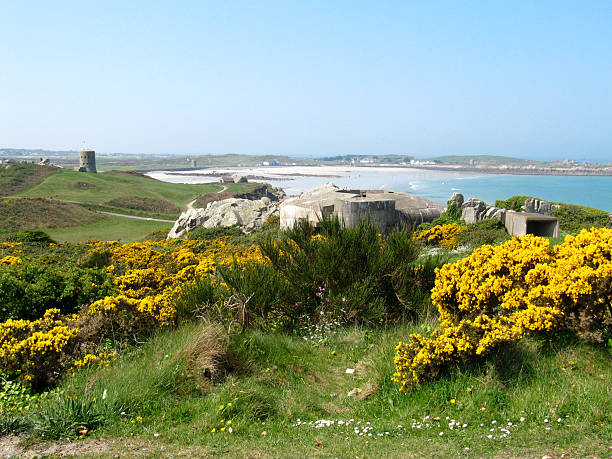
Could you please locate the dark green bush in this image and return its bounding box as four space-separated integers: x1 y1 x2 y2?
218 262 295 328
457 219 510 247
78 249 111 269
495 196 533 212
174 276 224 322
7 230 55 244
552 204 611 233
248 216 426 327
0 263 114 321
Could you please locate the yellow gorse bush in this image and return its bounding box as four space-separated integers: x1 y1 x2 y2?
0 309 80 386
0 237 267 385
393 228 612 391
86 237 266 326
0 255 22 265
415 223 467 249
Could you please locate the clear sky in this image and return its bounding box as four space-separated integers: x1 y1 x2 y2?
1 1 611 161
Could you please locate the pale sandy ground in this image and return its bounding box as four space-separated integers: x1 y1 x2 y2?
148 165 437 181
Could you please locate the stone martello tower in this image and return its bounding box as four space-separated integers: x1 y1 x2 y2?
76 149 97 173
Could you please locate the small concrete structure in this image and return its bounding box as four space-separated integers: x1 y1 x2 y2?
75 149 97 173
504 211 560 237
219 175 247 184
280 183 445 232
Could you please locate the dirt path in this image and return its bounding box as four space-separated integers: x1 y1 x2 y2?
185 185 227 211
97 211 175 223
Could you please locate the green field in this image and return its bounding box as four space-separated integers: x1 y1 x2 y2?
44 215 171 242
14 170 224 214
3 168 269 240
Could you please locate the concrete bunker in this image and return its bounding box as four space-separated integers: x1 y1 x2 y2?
279 183 445 232
504 211 560 238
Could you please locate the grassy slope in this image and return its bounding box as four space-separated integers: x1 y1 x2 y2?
13 170 224 214
0 163 59 196
44 215 171 242
0 198 101 232
54 322 611 458
5 169 272 241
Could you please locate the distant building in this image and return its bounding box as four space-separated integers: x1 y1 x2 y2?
410 159 437 166
219 175 248 184
191 159 197 168
359 157 377 164
75 149 97 173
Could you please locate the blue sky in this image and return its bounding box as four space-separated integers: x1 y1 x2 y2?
1 1 611 161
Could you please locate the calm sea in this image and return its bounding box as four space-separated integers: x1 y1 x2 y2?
148 166 612 212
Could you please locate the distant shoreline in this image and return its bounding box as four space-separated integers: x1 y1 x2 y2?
405 164 612 176
146 163 612 178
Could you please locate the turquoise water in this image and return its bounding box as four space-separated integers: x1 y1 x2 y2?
151 167 612 212
394 174 612 212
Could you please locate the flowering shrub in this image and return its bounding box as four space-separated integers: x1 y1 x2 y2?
86 237 266 331
393 228 612 390
0 263 113 321
415 223 467 249
0 256 22 265
0 237 265 388
0 309 80 388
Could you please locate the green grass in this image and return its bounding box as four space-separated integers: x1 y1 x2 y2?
32 322 611 458
5 169 273 240
44 215 171 242
0 198 101 232
0 163 59 196
13 170 224 214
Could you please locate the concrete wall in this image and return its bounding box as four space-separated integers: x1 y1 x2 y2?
504 211 559 237
338 198 396 232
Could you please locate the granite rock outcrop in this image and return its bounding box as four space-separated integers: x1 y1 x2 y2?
167 198 278 239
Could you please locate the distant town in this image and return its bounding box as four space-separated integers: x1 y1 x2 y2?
1 148 611 176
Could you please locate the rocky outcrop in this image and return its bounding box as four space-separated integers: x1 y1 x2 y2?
167 198 278 239
458 195 506 224
522 198 560 215
449 192 464 209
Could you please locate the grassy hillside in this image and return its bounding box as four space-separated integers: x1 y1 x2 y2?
0 198 101 233
0 163 59 196
5 324 610 457
44 215 171 242
2 168 274 241
13 169 223 215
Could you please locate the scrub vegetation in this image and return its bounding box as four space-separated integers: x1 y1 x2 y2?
0 212 610 457
0 167 610 457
